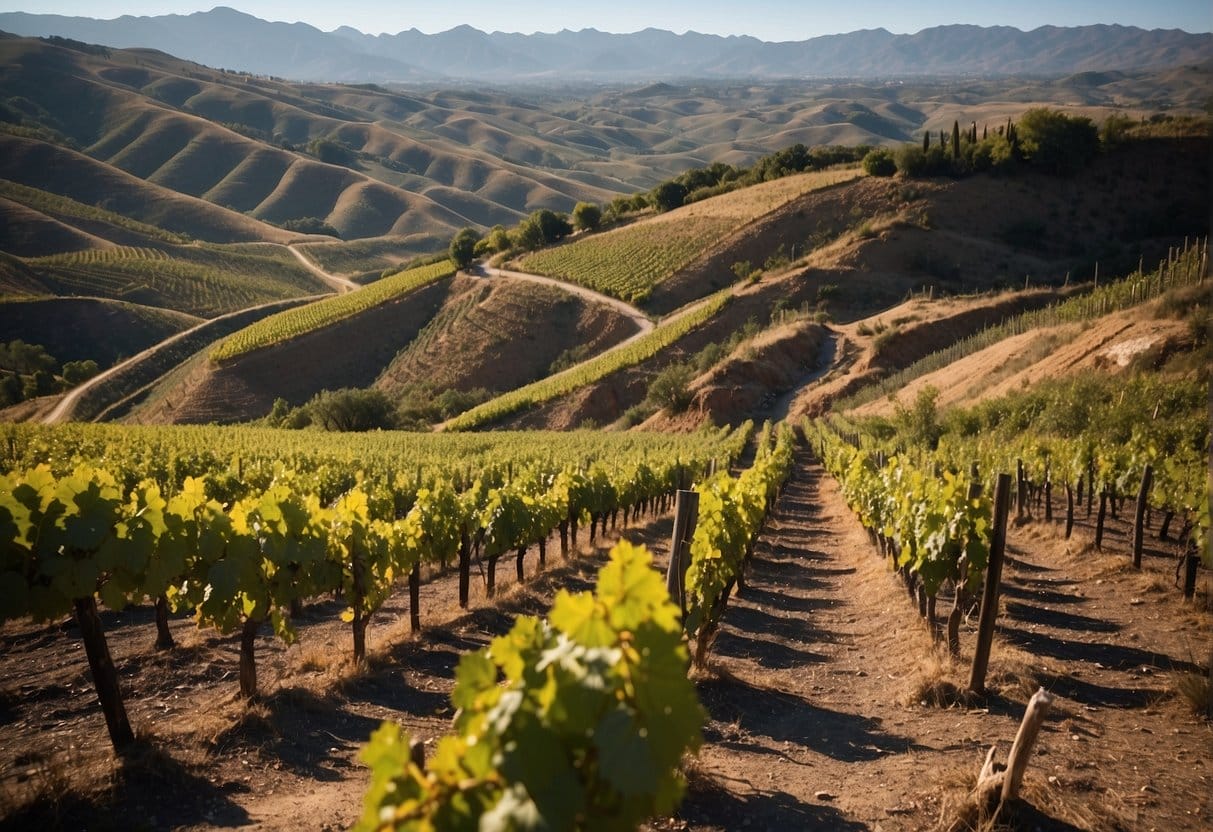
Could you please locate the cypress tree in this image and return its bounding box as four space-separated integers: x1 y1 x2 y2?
971 121 978 143
951 120 961 160
983 124 988 140
923 131 930 152
940 129 946 148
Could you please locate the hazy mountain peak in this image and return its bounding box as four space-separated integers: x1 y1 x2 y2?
0 9 1207 82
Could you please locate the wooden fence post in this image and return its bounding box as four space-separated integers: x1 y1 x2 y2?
969 473 1012 695
665 490 700 617
1131 465 1153 569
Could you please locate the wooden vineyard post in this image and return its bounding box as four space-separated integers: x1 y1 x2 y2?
1044 470 1053 522
664 490 700 617
1015 460 1026 520
969 473 1011 695
1095 490 1108 550
74 596 136 750
409 562 421 633
1065 481 1075 538
948 479 984 657
154 595 175 650
1182 543 1200 600
458 527 471 608
239 615 260 699
1131 465 1153 569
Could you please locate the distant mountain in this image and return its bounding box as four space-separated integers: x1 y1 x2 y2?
0 7 1209 82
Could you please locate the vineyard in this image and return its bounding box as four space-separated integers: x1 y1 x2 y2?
0 422 753 749
515 169 860 304
442 287 732 430
810 369 1210 646
0 179 191 245
208 260 456 362
21 243 325 318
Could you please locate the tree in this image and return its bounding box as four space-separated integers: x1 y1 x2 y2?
306 388 396 432
280 217 341 238
646 362 695 413
862 148 896 177
572 202 602 232
649 181 688 213
923 131 930 152
515 209 572 251
448 227 481 269
1017 108 1099 175
0 339 56 374
952 120 961 160
61 359 99 386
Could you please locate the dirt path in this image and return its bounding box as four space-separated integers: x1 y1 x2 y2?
764 331 841 423
282 244 360 294
480 265 654 334
41 294 331 424
667 449 1211 831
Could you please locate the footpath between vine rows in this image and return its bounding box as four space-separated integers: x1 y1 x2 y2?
658 446 1210 831
1 445 1208 831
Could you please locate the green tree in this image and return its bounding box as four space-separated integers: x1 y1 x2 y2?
0 339 56 374
572 201 602 232
61 359 99 385
646 362 696 413
649 181 688 212
448 227 481 269
1017 109 1099 175
306 388 397 432
951 120 961 160
862 148 896 177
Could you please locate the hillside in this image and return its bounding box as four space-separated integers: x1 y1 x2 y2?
0 296 197 369
127 272 639 424
439 136 1206 431
0 33 1208 267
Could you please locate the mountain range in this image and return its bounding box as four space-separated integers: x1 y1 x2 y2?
1 7 1210 83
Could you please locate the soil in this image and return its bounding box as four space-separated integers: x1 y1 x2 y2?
2 447 1208 831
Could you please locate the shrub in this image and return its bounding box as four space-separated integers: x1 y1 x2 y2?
646 362 696 413
306 388 397 432
862 148 896 177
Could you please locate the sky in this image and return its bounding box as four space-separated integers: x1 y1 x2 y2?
4 0 1210 41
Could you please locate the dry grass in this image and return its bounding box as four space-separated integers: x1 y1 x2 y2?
933 741 1132 832
1173 668 1212 716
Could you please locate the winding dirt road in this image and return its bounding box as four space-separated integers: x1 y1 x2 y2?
283 244 360 293
479 265 654 334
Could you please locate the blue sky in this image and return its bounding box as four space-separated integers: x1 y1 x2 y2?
7 1 1211 40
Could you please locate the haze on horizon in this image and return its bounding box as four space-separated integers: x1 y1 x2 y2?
8 0 1211 41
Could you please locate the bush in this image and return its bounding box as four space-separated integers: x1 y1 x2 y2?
280 216 341 238
306 388 397 432
862 148 896 177
61 359 99 385
572 202 602 232
646 362 696 413
1018 109 1099 176
449 227 481 269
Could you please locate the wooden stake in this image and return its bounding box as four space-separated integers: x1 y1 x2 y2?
409 563 421 633
969 473 1011 695
665 490 700 617
1132 465 1153 569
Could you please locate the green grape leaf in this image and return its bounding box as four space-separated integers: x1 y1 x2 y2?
594 706 657 797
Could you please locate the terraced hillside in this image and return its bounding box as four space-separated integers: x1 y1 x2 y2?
515 168 861 306
127 270 640 425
